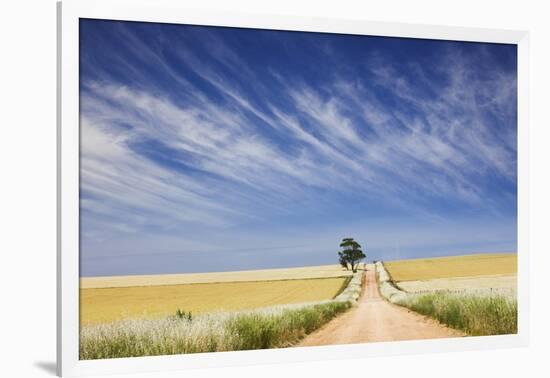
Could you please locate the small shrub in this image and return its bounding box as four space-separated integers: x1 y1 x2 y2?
175 309 192 321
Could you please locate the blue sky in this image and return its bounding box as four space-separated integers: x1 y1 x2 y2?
79 19 517 277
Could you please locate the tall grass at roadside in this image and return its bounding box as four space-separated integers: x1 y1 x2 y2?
80 271 362 359
375 261 517 336
396 292 517 336
80 299 352 359
226 301 351 350
332 276 353 299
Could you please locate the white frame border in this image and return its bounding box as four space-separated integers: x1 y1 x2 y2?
57 0 530 376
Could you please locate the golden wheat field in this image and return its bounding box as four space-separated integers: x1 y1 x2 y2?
80 277 347 325
80 264 352 289
384 253 517 282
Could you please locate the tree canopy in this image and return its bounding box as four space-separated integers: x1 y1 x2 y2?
337 237 366 273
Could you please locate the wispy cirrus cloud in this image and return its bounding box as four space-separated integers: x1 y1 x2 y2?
79 19 517 275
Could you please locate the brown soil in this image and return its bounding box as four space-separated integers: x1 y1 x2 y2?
298 265 465 346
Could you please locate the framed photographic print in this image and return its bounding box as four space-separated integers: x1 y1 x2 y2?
57 0 529 376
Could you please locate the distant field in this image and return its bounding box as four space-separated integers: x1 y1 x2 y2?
384 253 517 282
80 277 347 325
398 274 517 299
81 264 352 289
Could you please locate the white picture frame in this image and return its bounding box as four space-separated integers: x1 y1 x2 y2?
57 0 530 376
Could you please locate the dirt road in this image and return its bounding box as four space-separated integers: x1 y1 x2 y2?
298 264 464 346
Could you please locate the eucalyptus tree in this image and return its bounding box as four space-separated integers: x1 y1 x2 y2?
337 238 366 273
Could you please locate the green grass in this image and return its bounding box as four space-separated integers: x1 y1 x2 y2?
396 292 517 336
227 302 351 350
79 300 352 359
